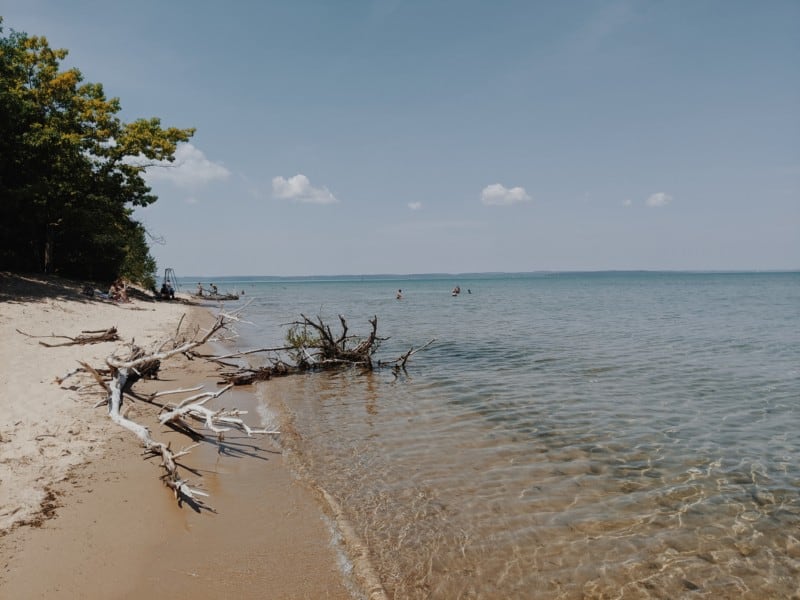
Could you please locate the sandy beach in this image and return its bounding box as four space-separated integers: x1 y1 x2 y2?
0 273 352 598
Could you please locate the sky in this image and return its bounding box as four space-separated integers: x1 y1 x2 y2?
3 1 798 276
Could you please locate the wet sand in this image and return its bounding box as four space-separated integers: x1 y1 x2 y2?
0 274 352 599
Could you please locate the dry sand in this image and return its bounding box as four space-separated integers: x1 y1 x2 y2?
0 273 354 599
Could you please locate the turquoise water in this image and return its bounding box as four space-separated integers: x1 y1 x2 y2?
182 272 800 598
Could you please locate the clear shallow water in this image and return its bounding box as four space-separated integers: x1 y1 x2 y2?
185 272 800 598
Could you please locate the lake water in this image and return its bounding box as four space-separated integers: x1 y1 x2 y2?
182 272 800 599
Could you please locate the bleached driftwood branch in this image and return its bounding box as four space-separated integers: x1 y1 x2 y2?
159 386 279 438
84 313 275 508
146 385 204 401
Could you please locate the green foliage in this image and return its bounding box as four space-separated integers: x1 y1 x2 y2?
285 324 322 364
119 222 158 290
0 18 194 285
286 323 321 348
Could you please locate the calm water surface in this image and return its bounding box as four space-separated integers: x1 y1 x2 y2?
191 272 800 599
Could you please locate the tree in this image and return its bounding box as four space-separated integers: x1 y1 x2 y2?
0 18 193 284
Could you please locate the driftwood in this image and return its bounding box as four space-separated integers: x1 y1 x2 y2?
287 314 435 372
157 384 277 439
289 313 383 369
17 326 119 347
213 314 434 385
379 338 437 370
63 307 431 513
218 369 269 386
103 315 225 505
81 311 274 508
218 364 292 386
212 314 383 384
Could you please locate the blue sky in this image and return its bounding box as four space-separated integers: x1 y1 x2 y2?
3 1 798 276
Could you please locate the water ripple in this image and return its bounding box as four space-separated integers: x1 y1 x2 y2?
242 272 800 598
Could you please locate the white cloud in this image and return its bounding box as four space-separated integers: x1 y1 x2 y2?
646 192 672 207
408 201 422 211
272 174 338 205
480 183 531 206
622 198 632 207
145 143 230 187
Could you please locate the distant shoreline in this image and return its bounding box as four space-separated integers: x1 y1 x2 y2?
179 269 800 284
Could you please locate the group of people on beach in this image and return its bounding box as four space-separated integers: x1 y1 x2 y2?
159 281 175 300
81 279 128 302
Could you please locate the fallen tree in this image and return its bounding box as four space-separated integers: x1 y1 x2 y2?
210 314 434 385
46 308 277 509
34 309 430 509
290 313 381 369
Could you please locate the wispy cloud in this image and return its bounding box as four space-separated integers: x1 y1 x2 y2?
622 198 632 207
646 192 672 207
145 143 230 187
481 183 531 206
408 201 423 211
272 174 338 204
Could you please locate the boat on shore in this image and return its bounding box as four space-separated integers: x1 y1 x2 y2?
191 292 239 301
193 281 240 301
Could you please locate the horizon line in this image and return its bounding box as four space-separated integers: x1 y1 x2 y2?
173 268 800 280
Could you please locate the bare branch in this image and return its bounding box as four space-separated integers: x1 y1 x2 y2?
382 338 437 369
18 326 119 347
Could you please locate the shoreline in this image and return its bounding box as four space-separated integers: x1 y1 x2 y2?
0 273 353 598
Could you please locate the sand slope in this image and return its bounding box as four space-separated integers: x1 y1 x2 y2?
0 273 190 531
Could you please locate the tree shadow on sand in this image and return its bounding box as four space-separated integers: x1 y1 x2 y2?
0 272 96 304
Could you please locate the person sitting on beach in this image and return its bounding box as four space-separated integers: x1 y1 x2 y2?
166 282 175 300
119 280 129 302
110 279 128 302
160 282 169 299
210 283 218 295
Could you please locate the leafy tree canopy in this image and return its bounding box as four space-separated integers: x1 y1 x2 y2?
0 17 195 288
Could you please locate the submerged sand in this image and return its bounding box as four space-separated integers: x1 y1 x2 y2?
0 273 352 598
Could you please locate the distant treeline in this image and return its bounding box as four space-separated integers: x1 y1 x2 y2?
0 17 193 288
